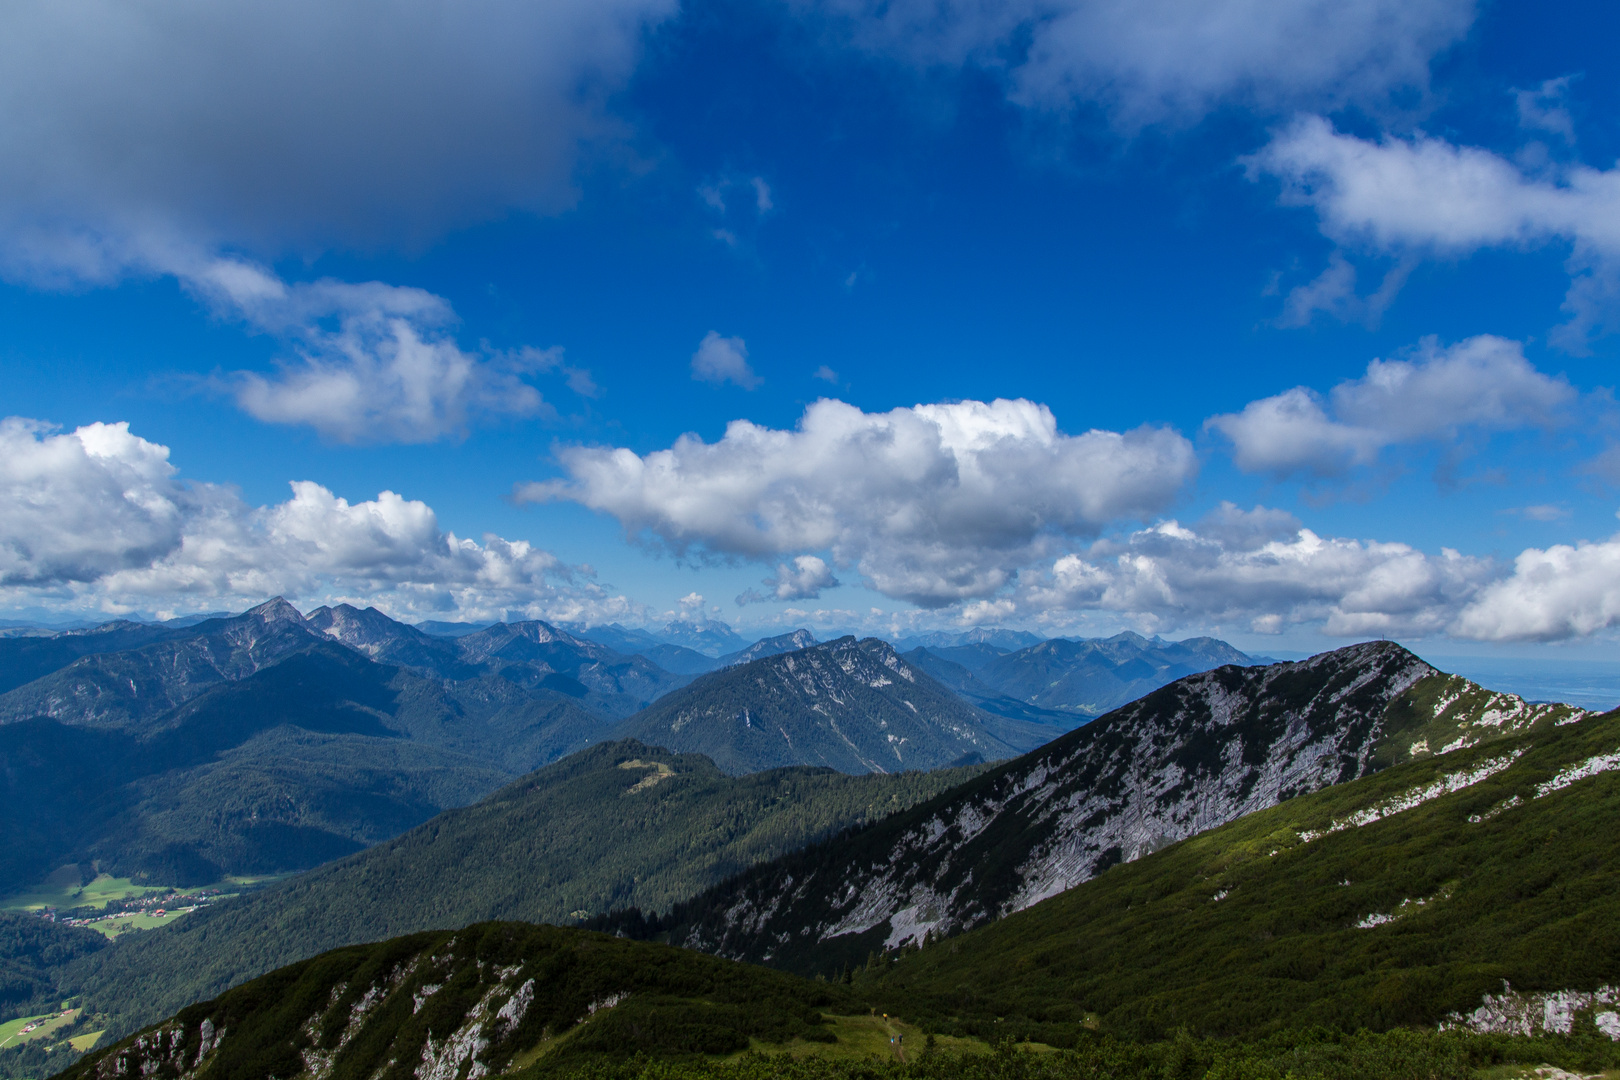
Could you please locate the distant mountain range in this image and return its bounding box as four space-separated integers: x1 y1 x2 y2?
907 631 1266 722
0 599 1269 901
0 602 1043 893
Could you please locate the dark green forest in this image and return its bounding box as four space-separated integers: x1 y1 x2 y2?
53 741 982 1046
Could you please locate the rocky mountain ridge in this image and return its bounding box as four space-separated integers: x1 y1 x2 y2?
659 641 1585 972
612 636 1039 775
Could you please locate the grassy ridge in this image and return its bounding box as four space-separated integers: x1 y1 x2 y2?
870 708 1620 1041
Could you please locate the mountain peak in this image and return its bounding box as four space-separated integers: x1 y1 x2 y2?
616 633 1013 775
244 596 307 625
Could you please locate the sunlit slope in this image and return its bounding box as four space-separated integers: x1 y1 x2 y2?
876 705 1620 1041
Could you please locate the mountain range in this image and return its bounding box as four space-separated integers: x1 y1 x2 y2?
7 602 1276 896
646 642 1583 973
39 644 1620 1080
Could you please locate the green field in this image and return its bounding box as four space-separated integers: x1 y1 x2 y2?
82 909 192 938
0 872 286 914
0 876 165 913
0 1010 75 1050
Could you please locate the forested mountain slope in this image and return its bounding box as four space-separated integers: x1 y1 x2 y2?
613 637 1045 775
654 643 1583 973
64 741 980 1042
900 647 1080 726
62 923 851 1080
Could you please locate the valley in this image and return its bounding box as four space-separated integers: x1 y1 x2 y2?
0 601 1615 1080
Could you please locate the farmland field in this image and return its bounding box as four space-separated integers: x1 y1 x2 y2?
0 1010 76 1050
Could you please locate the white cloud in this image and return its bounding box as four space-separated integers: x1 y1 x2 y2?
1208 336 1574 477
0 417 632 623
1454 531 1620 642
739 555 840 604
751 177 774 213
690 332 763 390
1018 504 1494 636
1275 251 1414 328
521 397 1197 607
0 419 186 586
1251 116 1620 346
814 365 839 383
162 255 585 443
226 278 563 444
807 0 1474 124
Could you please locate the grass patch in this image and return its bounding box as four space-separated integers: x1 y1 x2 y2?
0 871 286 914
67 1031 103 1052
83 910 194 939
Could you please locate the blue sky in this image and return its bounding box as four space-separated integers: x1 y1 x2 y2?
3 0 1620 658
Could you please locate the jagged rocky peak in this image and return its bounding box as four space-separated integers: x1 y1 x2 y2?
667 640 1583 971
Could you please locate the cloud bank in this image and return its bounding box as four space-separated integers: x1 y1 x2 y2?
523 397 1197 607
1012 503 1620 644
1017 504 1493 637
0 417 633 623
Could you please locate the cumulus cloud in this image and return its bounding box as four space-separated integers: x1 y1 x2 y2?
0 419 186 586
1251 116 1620 346
1208 336 1574 477
520 397 1197 607
690 332 763 390
1452 528 1620 641
0 417 632 623
808 0 1473 124
211 269 572 443
1017 504 1494 636
739 555 841 605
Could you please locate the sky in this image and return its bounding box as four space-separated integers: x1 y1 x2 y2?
3 0 1620 660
